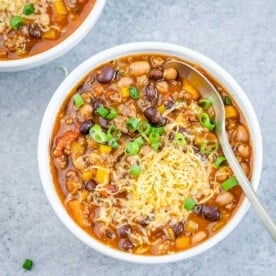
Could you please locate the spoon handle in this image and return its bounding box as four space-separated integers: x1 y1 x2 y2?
221 134 276 240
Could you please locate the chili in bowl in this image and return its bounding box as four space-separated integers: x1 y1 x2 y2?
38 42 263 263
0 0 106 71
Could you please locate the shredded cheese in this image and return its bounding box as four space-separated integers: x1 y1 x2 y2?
89 131 219 245
65 101 222 246
124 144 215 226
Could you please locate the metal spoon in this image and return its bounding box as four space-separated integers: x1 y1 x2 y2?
164 60 276 240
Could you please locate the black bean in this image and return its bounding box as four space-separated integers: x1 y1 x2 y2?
92 98 105 111
117 224 131 238
79 119 93 135
77 76 95 94
194 204 220 221
172 222 184 237
144 107 159 124
202 205 220 221
98 117 109 129
144 107 166 126
96 66 115 83
119 239 133 251
85 180 97 192
28 24 42 39
148 69 163 80
144 83 158 105
144 106 157 118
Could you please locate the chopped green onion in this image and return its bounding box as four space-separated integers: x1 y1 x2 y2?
151 126 165 135
96 106 109 118
198 98 212 109
184 198 197 211
174 133 187 146
23 259 33 271
149 132 160 144
96 107 117 120
151 142 161 151
89 125 107 144
221 176 238 191
107 126 121 140
130 165 141 177
10 16 24 30
126 117 139 132
105 107 118 120
200 140 218 154
134 136 145 146
198 112 216 131
125 141 140 155
91 130 107 144
23 3 35 15
223 96 232 105
73 93 84 108
108 139 119 149
214 156 227 168
90 124 102 133
137 121 152 135
129 87 140 99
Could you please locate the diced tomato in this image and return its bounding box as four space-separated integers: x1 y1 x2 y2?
54 131 79 157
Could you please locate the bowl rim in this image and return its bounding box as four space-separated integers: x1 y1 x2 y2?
37 42 263 264
0 0 106 72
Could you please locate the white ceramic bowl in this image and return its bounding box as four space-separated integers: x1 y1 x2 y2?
0 0 106 72
38 42 263 263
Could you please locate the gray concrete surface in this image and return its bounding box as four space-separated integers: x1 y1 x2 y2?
0 0 275 275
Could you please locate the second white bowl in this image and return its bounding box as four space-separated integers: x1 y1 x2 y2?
0 0 106 72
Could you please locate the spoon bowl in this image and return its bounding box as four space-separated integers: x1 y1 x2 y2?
164 60 276 240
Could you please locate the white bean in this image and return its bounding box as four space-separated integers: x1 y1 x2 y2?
237 143 251 159
215 167 232 182
236 124 249 142
156 80 169 93
117 77 134 88
191 231 207 244
163 67 178 80
129 61 150 76
216 192 234 206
